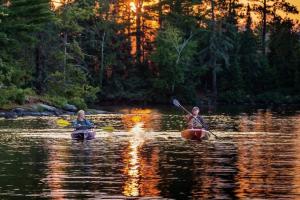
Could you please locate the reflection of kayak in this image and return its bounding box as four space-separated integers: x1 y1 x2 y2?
181 129 210 140
71 130 96 140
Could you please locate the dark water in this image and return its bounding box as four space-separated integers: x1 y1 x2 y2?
0 108 299 199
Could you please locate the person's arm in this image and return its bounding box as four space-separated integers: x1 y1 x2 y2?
72 120 81 129
186 115 194 128
85 119 94 129
199 116 208 130
185 114 192 122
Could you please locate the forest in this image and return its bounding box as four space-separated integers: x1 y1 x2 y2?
0 0 300 109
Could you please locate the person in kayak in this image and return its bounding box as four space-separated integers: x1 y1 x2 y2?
186 107 210 139
186 107 208 129
72 110 94 130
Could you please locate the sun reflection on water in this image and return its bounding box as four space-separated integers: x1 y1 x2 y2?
123 122 145 197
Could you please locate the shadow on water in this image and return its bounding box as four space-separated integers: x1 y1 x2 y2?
0 107 299 199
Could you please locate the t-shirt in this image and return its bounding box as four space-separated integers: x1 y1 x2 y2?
188 115 208 129
72 119 93 130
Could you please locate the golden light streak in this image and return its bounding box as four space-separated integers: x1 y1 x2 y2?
51 0 74 10
292 114 300 195
121 108 162 131
130 2 137 13
240 0 300 21
44 142 69 200
123 122 145 197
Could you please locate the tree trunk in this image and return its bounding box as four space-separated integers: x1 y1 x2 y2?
99 31 106 87
158 0 162 27
35 42 43 94
63 32 67 84
228 0 232 15
212 60 217 103
262 0 267 55
210 0 217 104
136 0 142 63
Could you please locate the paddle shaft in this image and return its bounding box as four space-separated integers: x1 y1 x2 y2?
56 119 114 131
177 103 218 139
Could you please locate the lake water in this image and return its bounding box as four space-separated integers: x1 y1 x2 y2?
0 107 299 199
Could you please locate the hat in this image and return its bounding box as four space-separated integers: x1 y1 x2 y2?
192 107 199 111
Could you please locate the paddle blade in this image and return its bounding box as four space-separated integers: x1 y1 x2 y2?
101 126 114 132
172 99 181 107
56 119 71 127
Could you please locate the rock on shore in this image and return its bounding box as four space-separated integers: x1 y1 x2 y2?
0 103 109 119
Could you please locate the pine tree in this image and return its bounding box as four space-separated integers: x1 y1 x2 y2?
197 0 234 103
0 4 7 41
250 0 298 54
0 0 54 106
2 0 53 43
38 0 100 107
239 4 263 94
268 18 300 92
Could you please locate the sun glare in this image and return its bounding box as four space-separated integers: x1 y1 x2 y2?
130 2 137 12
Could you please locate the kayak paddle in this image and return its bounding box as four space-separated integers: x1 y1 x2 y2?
55 118 115 132
172 98 219 139
56 118 71 127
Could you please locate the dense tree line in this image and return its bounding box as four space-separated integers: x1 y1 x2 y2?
0 0 299 108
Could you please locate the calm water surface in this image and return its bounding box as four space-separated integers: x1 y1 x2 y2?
0 107 299 199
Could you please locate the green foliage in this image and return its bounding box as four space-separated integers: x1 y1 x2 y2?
254 92 300 105
0 59 28 87
1 0 53 44
36 1 100 106
43 95 68 108
0 0 300 108
46 70 99 105
268 18 300 91
0 87 33 106
151 25 196 95
69 97 87 110
219 90 249 104
219 91 300 105
0 5 8 44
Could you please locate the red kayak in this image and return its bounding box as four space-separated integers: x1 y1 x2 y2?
71 130 96 140
181 129 209 140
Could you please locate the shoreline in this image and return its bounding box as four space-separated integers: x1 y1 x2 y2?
2 102 299 119
0 103 109 119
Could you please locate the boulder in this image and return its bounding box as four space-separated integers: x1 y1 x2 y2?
64 111 76 115
18 111 41 117
0 112 6 118
86 109 109 114
63 104 78 112
40 112 53 116
54 110 63 116
12 107 27 114
38 103 58 112
31 103 58 113
97 110 109 114
4 112 18 119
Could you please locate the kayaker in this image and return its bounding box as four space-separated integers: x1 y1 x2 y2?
72 110 94 130
186 107 208 130
186 107 210 139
